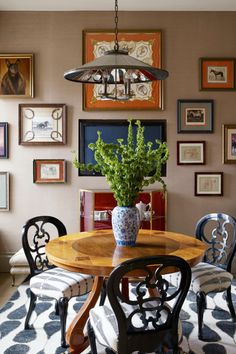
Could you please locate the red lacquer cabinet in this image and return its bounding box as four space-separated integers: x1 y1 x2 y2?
80 189 167 232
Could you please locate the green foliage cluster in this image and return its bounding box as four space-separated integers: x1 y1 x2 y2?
73 120 169 207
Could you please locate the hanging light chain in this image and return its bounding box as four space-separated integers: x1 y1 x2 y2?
114 0 119 51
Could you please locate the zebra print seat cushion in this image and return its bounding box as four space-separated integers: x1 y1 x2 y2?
191 262 233 294
89 302 182 352
30 267 94 299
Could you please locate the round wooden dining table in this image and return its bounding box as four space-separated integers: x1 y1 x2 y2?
45 229 206 354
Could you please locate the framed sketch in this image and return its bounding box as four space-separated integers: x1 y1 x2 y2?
222 124 236 163
195 172 223 196
33 159 66 184
0 122 9 158
177 99 213 133
0 54 34 97
83 30 164 111
19 104 67 145
177 141 205 165
199 58 235 91
0 172 9 211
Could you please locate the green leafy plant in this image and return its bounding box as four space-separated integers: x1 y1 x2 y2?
73 119 169 207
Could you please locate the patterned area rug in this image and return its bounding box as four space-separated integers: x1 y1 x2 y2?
0 281 236 354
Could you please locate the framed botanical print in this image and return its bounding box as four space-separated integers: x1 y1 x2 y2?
0 122 9 158
83 30 164 111
222 124 236 163
199 58 235 91
0 54 34 97
33 159 66 184
177 99 213 133
19 104 67 145
177 141 205 165
0 172 9 211
195 172 223 196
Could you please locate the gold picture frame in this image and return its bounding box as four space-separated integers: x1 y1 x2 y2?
0 54 34 97
83 30 164 111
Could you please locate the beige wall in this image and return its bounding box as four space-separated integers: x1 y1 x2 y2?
0 11 236 268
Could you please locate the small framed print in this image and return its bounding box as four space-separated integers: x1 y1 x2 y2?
177 99 213 133
200 58 235 91
177 141 205 165
19 104 66 145
195 172 223 196
0 54 34 97
33 159 66 184
222 124 236 163
0 172 9 211
0 122 9 158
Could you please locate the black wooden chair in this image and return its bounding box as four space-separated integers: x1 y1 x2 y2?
191 213 236 339
87 255 191 354
22 215 94 348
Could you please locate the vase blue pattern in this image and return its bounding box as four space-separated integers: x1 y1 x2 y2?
112 206 140 246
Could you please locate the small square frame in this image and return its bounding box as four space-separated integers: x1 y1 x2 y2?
0 54 34 97
83 30 164 111
195 172 223 196
199 58 236 91
222 124 236 163
0 122 9 158
19 104 67 145
33 159 66 184
0 172 9 211
177 141 205 165
177 99 213 133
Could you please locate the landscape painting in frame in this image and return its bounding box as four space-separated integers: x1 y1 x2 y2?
222 124 236 163
0 54 34 97
19 104 66 145
83 30 164 110
200 58 235 91
0 172 9 211
0 122 8 158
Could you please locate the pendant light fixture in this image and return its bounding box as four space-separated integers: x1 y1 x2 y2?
64 0 168 101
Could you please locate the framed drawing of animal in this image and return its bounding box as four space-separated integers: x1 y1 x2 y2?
18 104 67 145
0 54 34 97
199 58 236 91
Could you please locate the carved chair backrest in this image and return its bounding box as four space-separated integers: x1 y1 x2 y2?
195 213 236 272
22 216 67 276
106 255 191 354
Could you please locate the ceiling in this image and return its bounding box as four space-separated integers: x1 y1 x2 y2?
0 0 236 12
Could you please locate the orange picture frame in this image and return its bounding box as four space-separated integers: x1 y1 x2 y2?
33 159 66 184
199 58 236 91
83 30 165 110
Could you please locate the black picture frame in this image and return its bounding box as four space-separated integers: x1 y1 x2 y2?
78 119 167 176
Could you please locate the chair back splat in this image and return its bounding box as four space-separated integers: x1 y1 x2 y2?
195 213 236 272
89 255 191 354
22 215 67 277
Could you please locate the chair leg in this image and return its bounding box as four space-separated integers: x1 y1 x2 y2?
99 279 107 306
87 319 98 354
226 286 236 321
55 300 59 316
196 291 206 340
25 290 37 329
58 297 69 348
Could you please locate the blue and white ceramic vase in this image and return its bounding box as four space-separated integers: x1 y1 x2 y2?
112 206 140 246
